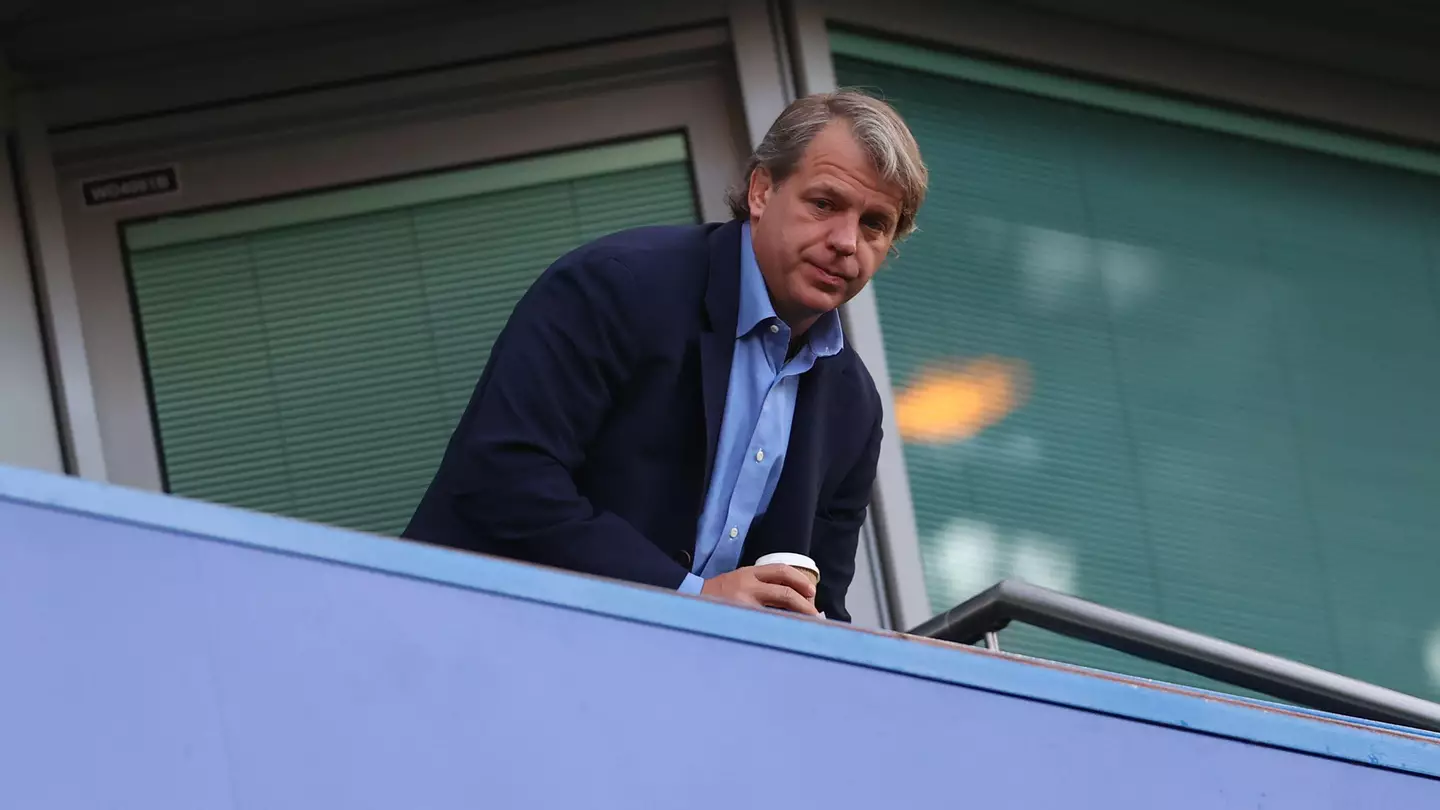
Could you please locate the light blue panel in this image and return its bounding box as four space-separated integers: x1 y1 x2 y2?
0 505 234 808
2 465 1439 809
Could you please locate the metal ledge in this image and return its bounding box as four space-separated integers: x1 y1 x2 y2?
911 579 1440 733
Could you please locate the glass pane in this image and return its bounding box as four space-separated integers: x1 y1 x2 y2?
836 54 1440 701
127 149 698 537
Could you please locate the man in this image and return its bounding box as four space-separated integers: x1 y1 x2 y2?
405 91 927 621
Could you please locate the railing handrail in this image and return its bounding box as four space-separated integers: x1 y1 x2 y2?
909 579 1440 733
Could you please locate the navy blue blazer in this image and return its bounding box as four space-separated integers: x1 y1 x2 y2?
404 219 883 621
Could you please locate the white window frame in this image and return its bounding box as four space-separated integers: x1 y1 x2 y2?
43 26 745 495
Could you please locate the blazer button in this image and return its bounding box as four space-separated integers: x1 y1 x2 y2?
676 549 693 568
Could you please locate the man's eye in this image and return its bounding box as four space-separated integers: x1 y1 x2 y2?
812 198 834 211
863 218 888 232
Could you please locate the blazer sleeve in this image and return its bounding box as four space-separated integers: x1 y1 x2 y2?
445 250 692 590
810 413 883 623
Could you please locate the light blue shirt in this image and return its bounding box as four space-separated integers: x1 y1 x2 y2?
679 224 844 594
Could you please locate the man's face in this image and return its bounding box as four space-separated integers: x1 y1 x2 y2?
748 120 903 334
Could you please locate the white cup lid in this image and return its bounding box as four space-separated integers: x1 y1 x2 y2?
755 552 819 575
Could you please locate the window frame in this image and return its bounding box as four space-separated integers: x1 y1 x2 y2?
786 0 1440 631
49 28 747 496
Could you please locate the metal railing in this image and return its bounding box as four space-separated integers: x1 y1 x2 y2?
909 579 1440 733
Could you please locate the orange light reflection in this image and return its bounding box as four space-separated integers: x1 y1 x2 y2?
894 356 1030 444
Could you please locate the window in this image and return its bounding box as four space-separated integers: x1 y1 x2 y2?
124 135 698 536
837 37 1440 699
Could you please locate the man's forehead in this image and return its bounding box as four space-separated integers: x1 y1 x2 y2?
804 169 903 214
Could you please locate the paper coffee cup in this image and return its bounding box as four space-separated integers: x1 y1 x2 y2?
756 552 820 587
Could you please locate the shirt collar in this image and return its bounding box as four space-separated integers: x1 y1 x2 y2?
738 222 845 358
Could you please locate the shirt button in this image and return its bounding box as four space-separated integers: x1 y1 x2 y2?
769 324 780 334
729 527 739 538
755 449 765 462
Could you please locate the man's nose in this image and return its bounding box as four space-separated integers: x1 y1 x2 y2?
828 215 858 256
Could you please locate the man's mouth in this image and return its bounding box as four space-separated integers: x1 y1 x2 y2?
807 261 847 287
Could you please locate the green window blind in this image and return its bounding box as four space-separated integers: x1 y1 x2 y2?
835 41 1440 699
125 135 697 537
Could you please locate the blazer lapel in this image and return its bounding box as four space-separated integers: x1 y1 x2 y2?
699 221 743 486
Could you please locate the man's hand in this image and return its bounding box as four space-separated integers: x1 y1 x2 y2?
700 565 819 616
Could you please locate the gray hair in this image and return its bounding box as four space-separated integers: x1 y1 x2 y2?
725 89 928 239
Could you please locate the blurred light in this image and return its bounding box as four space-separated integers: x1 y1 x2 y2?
1019 225 1090 314
1098 240 1159 312
895 356 1030 444
1011 531 1077 594
929 518 999 601
928 517 1078 602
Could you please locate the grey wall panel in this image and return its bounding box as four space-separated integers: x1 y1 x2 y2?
0 147 63 473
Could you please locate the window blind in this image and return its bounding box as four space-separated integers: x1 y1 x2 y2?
835 46 1440 700
126 137 698 538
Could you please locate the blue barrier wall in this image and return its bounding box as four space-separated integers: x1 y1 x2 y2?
2 465 1438 809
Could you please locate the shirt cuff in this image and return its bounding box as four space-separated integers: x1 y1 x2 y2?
678 572 705 595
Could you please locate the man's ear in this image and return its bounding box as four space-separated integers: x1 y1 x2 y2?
747 167 775 219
